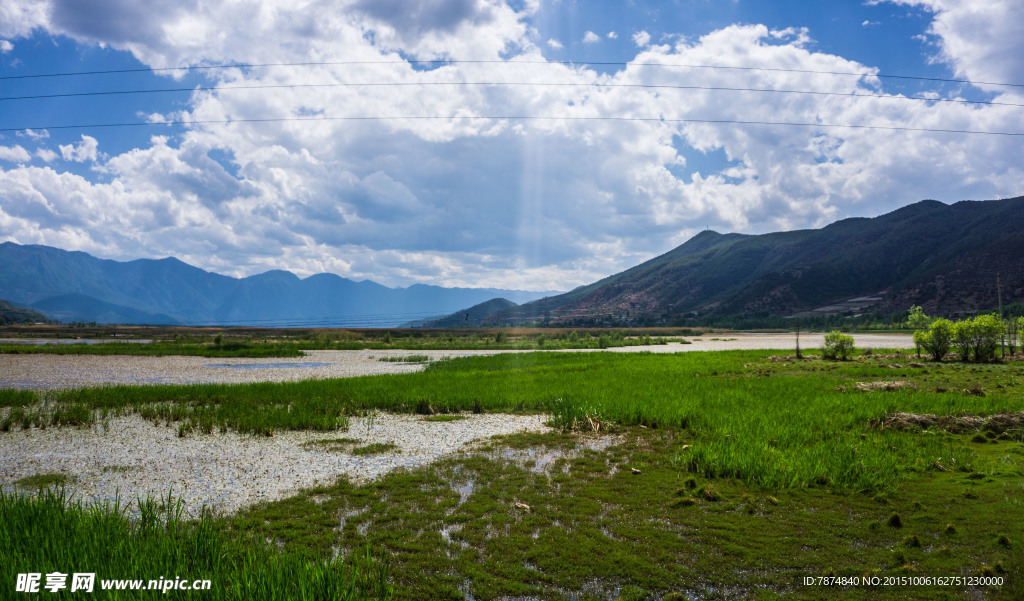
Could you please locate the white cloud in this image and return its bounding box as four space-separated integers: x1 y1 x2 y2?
607 31 617 39
16 129 50 140
546 38 563 49
0 1 1021 292
861 20 880 27
0 40 13 52
0 145 32 163
582 30 599 43
880 0 1024 93
58 135 100 162
35 148 58 162
0 1 48 38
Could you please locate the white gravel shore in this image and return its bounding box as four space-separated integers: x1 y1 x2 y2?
0 413 549 518
0 333 912 390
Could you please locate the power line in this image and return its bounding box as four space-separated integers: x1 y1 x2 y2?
2 114 1021 136
3 80 1021 108
2 58 1022 89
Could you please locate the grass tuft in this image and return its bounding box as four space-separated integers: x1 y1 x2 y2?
0 487 393 600
13 473 76 489
351 443 400 456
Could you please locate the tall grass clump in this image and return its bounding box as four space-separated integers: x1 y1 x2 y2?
0 487 392 600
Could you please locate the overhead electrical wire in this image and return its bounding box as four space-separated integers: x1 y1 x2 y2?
2 114 1020 136
3 58 1022 136
2 80 1021 108
2 58 1022 89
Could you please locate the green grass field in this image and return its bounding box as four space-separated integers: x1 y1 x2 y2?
2 349 1023 599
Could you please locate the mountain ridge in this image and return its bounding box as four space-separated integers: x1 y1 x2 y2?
484 196 1024 325
0 242 558 326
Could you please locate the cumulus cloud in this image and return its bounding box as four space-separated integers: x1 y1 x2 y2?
16 129 50 139
0 40 13 52
546 38 563 49
0 145 32 163
607 31 617 39
58 135 100 162
0 1 48 38
582 30 600 43
35 148 58 162
0 0 1020 291
880 0 1024 93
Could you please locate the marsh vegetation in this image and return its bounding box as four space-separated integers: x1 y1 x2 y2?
0 325 695 357
2 348 1023 598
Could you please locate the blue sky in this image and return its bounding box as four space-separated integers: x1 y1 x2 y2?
1 0 1022 290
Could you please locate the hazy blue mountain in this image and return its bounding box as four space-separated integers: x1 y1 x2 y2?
490 196 1024 325
0 242 558 326
30 294 179 325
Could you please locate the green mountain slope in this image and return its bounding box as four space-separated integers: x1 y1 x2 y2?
422 298 520 327
493 196 1024 325
0 299 53 325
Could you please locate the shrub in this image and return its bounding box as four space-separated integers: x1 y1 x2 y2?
952 320 974 362
908 305 931 357
953 315 1005 362
922 318 953 362
822 330 855 360
971 314 1004 362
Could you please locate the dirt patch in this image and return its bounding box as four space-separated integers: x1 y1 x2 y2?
874 411 1024 434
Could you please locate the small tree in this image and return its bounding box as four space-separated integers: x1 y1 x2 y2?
951 315 1006 362
951 319 975 361
921 318 953 361
907 305 930 358
971 314 1005 362
823 330 855 360
1013 316 1024 356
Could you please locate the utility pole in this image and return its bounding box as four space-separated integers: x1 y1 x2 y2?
795 317 802 359
997 274 1005 358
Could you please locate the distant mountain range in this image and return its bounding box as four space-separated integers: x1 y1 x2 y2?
0 243 558 326
462 196 1024 326
5 196 1022 328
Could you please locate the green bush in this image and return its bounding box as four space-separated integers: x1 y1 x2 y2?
953 315 1005 362
920 318 953 362
908 305 931 358
822 330 855 360
952 320 974 361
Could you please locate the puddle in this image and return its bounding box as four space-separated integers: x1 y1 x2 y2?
492 447 566 473
440 523 466 547
457 579 476 601
454 480 476 505
203 362 335 369
449 465 477 506
337 508 364 534
486 435 621 474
